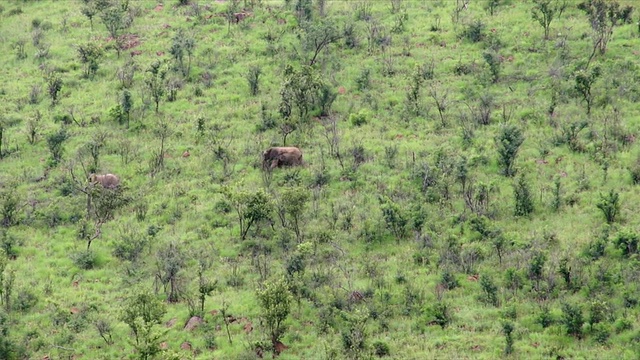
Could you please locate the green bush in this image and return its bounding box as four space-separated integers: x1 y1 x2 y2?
72 249 97 270
440 271 459 290
349 110 370 127
426 302 452 329
372 340 390 357
14 289 38 312
591 323 610 345
461 20 486 43
561 303 584 338
536 306 554 328
613 229 638 256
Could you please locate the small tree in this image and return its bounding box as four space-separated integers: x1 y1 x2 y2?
120 291 167 360
145 60 168 113
100 4 132 58
223 187 272 240
479 274 500 307
280 186 310 243
0 306 20 359
531 0 566 40
299 18 342 66
513 174 534 217
483 51 501 83
279 64 324 122
46 72 63 106
378 195 408 243
257 278 292 355
496 124 525 177
406 64 424 116
195 257 217 315
76 42 104 79
502 321 514 355
574 66 601 115
119 89 133 128
528 251 546 290
155 241 185 303
578 0 633 59
150 120 173 175
596 190 620 224
85 183 130 249
81 2 98 30
341 307 370 360
246 65 262 96
46 127 69 167
170 29 196 78
26 111 42 145
486 0 503 16
561 302 584 338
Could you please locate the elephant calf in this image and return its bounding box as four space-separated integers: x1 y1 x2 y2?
262 147 303 169
88 173 120 189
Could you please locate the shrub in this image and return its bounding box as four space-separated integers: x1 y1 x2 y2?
72 249 97 270
502 321 514 355
246 65 261 96
479 274 499 307
613 229 639 256
537 306 554 328
112 230 149 262
440 271 459 290
561 303 584 338
596 190 620 224
349 110 370 127
0 230 19 259
591 323 610 345
483 51 501 83
496 124 525 177
461 20 486 42
614 317 633 333
372 341 390 357
427 302 452 329
629 160 640 184
355 68 371 91
15 289 38 312
513 174 534 217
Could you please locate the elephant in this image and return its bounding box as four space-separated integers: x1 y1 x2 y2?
262 147 303 169
88 173 120 189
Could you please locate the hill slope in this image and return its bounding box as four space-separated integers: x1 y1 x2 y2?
1 0 640 359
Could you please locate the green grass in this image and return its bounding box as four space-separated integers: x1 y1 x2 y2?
1 0 640 359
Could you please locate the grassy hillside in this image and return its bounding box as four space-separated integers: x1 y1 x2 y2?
1 0 640 359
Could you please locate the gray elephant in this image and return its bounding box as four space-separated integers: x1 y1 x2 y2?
262 147 303 169
88 173 120 189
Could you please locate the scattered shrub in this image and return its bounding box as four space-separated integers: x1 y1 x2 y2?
372 340 390 357
461 20 486 43
349 109 370 127
613 228 639 256
536 306 554 328
15 289 38 312
72 249 97 270
561 302 584 338
355 68 371 91
591 323 610 345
